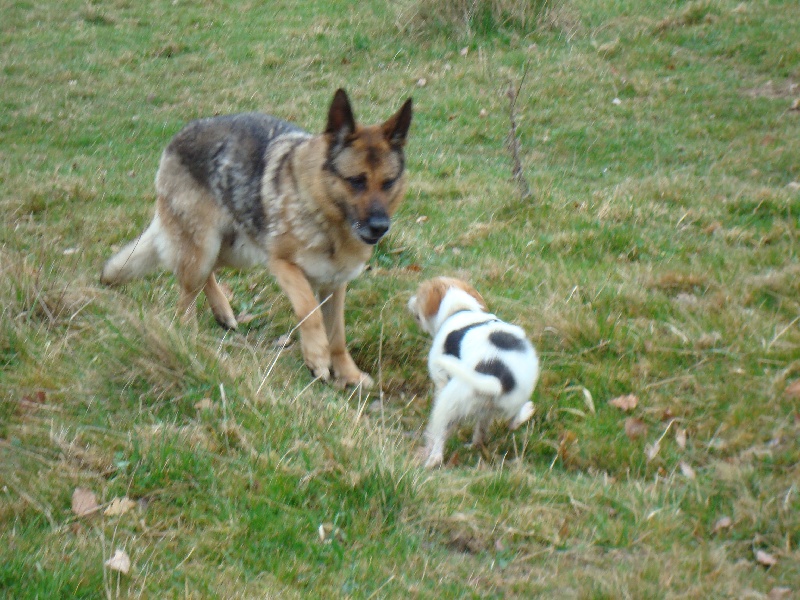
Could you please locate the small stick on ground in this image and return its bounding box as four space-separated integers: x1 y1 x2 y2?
506 63 532 200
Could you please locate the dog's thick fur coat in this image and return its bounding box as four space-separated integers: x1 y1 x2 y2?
408 277 539 467
102 89 412 388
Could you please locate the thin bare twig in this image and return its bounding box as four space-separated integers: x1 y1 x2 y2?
506 62 532 200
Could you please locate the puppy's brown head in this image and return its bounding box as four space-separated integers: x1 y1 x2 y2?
321 89 413 246
408 277 487 335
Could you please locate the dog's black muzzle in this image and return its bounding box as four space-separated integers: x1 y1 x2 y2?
355 207 390 245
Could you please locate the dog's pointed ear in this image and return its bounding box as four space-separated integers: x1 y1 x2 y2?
382 97 413 147
325 89 356 140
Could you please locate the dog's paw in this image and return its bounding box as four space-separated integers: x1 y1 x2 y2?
301 342 332 383
306 362 331 383
334 370 374 390
510 401 535 430
331 352 373 390
214 313 238 331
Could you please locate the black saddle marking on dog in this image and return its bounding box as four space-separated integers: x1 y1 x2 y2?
444 319 496 359
488 331 527 352
475 359 516 393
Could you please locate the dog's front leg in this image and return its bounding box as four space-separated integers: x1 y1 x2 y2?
269 258 331 382
321 284 374 390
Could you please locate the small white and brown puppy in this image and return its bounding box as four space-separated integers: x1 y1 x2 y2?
408 277 540 467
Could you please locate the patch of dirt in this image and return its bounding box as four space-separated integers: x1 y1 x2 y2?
741 79 799 99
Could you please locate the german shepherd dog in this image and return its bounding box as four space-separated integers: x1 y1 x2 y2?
101 89 412 388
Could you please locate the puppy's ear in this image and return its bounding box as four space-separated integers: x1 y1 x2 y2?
418 280 447 321
325 89 356 142
463 285 487 311
450 279 487 310
382 97 413 147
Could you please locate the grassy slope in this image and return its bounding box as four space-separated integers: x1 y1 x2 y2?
1 0 799 597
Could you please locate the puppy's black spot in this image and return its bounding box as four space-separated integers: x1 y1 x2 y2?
475 359 516 393
488 331 527 352
444 320 495 358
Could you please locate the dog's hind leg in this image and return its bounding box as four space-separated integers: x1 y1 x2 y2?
174 240 220 326
154 186 226 327
204 273 237 330
100 216 162 285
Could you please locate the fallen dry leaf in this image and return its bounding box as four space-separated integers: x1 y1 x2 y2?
235 312 258 325
610 394 639 411
645 441 661 461
194 398 214 412
679 461 696 480
71 487 99 517
784 380 800 399
557 430 578 464
675 427 687 449
582 388 595 415
756 549 778 567
460 46 469 57
104 497 137 517
416 77 427 87
712 516 732 533
273 334 292 349
768 587 793 599
104 549 131 574
624 417 648 440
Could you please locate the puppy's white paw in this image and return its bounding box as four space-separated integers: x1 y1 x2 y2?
510 401 534 430
424 451 444 469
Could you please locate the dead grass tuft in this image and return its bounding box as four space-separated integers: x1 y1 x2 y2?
396 0 555 37
649 271 708 294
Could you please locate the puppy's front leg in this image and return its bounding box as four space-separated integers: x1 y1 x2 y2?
321 284 374 389
269 258 330 382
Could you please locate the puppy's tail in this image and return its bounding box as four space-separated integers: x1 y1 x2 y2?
433 356 503 396
100 216 162 286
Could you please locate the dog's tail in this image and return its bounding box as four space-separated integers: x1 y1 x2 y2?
433 356 503 396
100 216 162 286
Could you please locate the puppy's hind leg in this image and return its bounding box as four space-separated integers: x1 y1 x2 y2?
509 401 534 431
472 414 491 448
424 381 467 468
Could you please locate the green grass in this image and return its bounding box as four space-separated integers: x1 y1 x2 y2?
2 0 799 597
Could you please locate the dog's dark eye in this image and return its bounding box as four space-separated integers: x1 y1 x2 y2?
345 175 367 191
381 178 396 191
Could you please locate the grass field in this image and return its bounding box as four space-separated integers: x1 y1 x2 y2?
2 0 799 597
